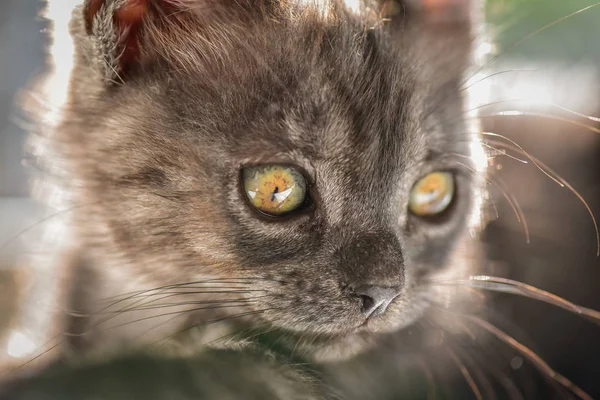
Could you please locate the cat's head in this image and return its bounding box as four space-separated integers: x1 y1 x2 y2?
59 0 484 357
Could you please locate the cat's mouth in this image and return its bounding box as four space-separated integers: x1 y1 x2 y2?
359 312 387 328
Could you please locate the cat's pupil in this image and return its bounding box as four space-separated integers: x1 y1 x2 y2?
271 186 280 202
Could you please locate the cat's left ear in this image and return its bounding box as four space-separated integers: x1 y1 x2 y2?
381 0 477 24
415 0 474 23
377 0 479 84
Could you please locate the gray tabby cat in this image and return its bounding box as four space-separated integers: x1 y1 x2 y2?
2 0 487 398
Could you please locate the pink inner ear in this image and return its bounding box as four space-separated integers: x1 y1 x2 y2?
86 0 186 75
115 1 149 69
86 0 149 29
115 0 149 24
421 0 471 23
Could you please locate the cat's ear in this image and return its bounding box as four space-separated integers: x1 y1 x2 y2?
413 0 475 23
80 0 154 83
382 0 477 25
378 0 478 83
74 0 180 84
75 0 266 85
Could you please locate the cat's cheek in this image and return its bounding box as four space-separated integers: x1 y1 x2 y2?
427 232 484 315
363 235 483 335
246 273 367 335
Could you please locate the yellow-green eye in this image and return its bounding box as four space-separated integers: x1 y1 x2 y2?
242 165 308 216
408 172 455 217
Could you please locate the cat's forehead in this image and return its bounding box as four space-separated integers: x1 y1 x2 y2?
149 8 470 176
218 53 453 174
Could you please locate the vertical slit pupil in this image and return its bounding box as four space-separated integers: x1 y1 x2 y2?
271 186 279 202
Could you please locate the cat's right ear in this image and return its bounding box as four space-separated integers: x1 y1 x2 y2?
74 0 266 85
75 0 160 85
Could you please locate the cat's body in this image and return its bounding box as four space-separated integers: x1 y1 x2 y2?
3 0 488 398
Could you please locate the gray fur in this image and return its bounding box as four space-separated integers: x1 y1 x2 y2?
6 0 484 398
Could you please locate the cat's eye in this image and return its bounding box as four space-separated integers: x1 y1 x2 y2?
408 172 455 217
242 165 308 216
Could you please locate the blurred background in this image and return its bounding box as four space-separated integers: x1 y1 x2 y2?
479 0 600 397
0 0 47 346
0 0 599 398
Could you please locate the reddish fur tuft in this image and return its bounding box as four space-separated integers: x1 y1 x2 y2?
116 0 149 23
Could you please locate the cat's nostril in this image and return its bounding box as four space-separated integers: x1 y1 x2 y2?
355 285 402 317
359 295 375 314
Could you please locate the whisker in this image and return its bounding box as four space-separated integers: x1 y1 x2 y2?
1 341 63 375
38 281 272 354
151 308 274 350
98 281 272 316
482 100 600 123
451 344 497 400
445 322 525 400
547 103 600 123
63 296 263 337
102 302 264 332
481 132 563 187
425 99 520 134
460 69 537 93
445 347 483 400
2 298 269 374
95 296 270 314
91 288 265 328
461 2 600 87
64 302 264 338
482 111 600 135
206 324 279 349
499 3 600 59
486 174 530 244
479 352 525 400
299 332 322 360
484 194 501 221
422 317 495 398
485 138 600 256
0 201 103 252
139 309 268 347
261 327 290 355
481 143 528 164
430 98 596 145
455 160 529 242
22 306 267 365
448 152 480 165
462 314 593 400
101 277 283 302
435 275 600 325
101 289 265 311
416 357 437 400
112 289 265 297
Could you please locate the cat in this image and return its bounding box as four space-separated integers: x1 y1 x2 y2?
1 0 502 398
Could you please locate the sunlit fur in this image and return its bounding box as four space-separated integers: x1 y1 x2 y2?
13 0 479 362
5 0 600 399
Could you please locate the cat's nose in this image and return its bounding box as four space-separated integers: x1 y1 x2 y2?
355 285 402 317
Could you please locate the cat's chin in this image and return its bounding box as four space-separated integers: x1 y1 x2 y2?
268 321 416 363
291 325 412 363
273 330 378 363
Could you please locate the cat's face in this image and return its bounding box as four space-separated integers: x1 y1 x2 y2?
61 0 483 351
